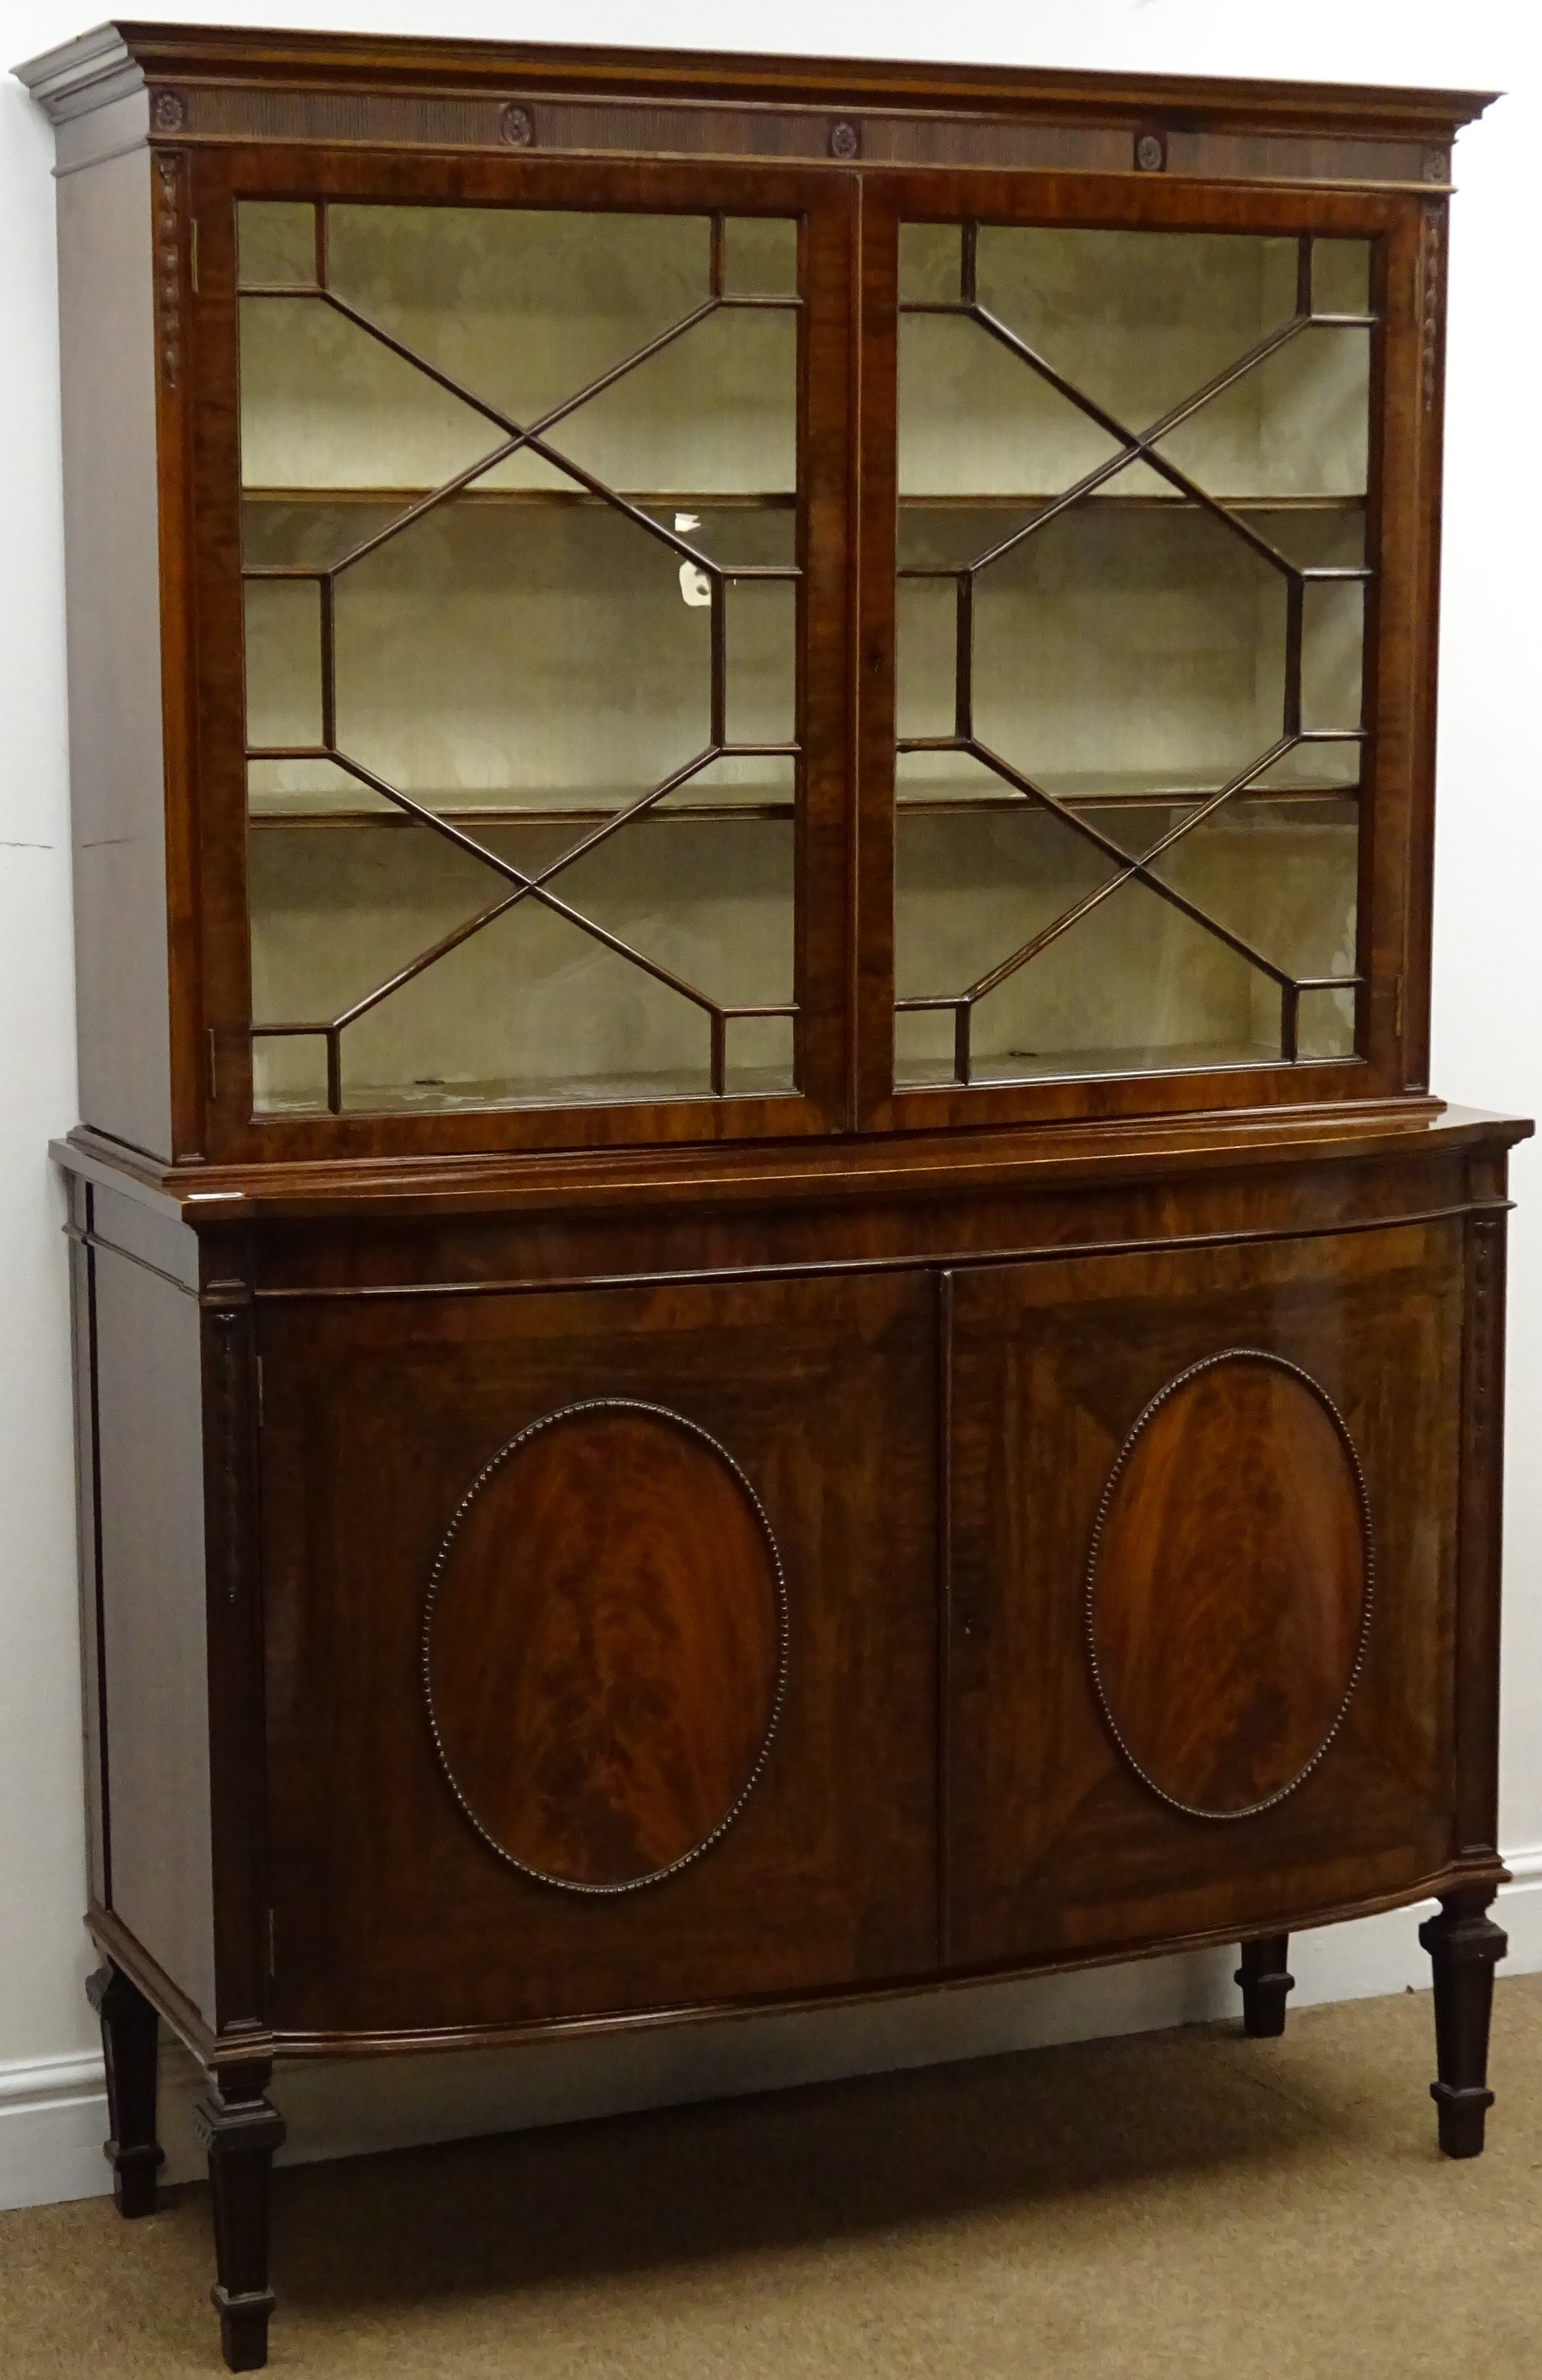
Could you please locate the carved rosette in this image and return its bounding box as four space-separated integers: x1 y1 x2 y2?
1086 1349 1375 1821
423 1400 790 1893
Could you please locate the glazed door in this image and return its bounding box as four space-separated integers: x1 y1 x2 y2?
857 171 1430 1130
258 1270 938 2037
944 1222 1465 1971
192 149 855 1160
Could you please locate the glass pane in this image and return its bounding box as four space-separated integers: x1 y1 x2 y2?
898 309 1123 499
250 815 795 1114
895 221 1370 1084
328 496 713 812
1297 984 1357 1062
724 216 799 298
239 293 500 494
243 580 320 749
237 200 802 1115
1151 793 1357 949
238 202 316 288
247 755 392 821
896 798 1275 1087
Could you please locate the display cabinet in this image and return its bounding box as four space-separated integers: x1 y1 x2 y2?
19 22 1528 2371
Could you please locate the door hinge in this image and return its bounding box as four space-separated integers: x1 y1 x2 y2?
255 1355 264 1427
207 1026 218 1101
190 217 200 295
267 1907 276 1982
1393 974 1404 1039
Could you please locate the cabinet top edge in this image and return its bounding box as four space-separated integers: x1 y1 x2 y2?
13 21 1500 141
50 1105 1534 1227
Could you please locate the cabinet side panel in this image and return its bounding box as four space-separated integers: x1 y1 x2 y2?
57 148 174 1163
94 1241 215 2019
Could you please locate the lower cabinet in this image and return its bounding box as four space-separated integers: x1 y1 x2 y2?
71 1148 1517 2379
946 1220 1465 1969
257 1270 942 2034
260 1216 1468 2032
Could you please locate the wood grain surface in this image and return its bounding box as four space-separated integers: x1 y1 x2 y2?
426 1402 785 1890
1088 1351 1370 1818
946 1218 1465 1969
259 1268 938 2032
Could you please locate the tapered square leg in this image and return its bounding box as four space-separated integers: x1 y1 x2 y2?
193 2072 286 2372
1235 1934 1294 2037
86 1962 164 2217
1420 1891 1507 2158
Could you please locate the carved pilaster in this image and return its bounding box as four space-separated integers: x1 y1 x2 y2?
1455 1213 1508 1857
210 1304 247 1609
1418 202 1444 417
152 150 185 393
198 1238 271 2036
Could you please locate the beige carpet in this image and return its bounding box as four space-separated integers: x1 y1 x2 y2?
4 1976 1541 2377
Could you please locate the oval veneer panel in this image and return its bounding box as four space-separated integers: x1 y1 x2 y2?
1086 1351 1372 1820
425 1401 787 1891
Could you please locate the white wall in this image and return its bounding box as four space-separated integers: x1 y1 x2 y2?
3 0 1539 2210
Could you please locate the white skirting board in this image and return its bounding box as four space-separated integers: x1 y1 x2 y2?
6 1847 1541 2214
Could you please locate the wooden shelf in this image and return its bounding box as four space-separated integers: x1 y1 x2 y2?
255 1062 795 1114
898 491 1367 512
895 1035 1296 1088
248 798 798 828
898 778 1360 813
242 486 798 509
242 486 1362 513
250 779 1357 828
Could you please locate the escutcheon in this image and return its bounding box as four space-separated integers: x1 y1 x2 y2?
423 1400 788 1891
1086 1350 1373 1820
